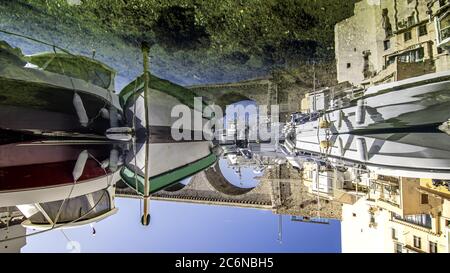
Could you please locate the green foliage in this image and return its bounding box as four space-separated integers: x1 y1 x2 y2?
1 0 357 85
20 0 356 61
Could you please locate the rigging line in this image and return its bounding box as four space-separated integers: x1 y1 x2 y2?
10 29 112 128
0 151 111 243
0 187 109 244
48 45 84 228
51 150 110 229
60 229 72 243
29 151 109 239
0 29 73 55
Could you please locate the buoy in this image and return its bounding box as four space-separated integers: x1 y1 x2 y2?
320 140 332 149
73 93 89 127
72 150 89 181
355 99 365 125
141 214 151 226
319 120 331 129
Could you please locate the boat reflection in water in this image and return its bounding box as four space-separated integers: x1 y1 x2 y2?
118 72 218 197
279 129 450 253
0 39 220 249
0 40 123 137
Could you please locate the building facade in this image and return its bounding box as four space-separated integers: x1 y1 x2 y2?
336 0 450 87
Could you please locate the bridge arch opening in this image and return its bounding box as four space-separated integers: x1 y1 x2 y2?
214 92 255 110
204 162 260 196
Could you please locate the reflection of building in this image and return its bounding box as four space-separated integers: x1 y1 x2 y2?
0 207 26 253
335 0 450 87
117 163 342 220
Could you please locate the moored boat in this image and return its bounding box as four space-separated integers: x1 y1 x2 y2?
285 132 450 180
0 138 124 208
0 41 123 137
117 72 218 196
292 71 450 135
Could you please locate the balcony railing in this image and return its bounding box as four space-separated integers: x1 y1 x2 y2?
393 213 432 229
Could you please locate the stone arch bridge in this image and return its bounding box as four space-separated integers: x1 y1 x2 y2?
186 78 299 119
116 163 342 219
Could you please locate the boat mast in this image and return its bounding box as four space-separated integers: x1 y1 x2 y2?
142 42 151 226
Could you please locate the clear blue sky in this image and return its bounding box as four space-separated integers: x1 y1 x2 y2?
22 198 341 253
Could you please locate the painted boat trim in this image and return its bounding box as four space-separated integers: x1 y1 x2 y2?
120 153 217 195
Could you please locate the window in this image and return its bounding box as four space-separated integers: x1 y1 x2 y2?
347 63 351 69
407 16 415 27
384 39 391 50
421 194 429 204
418 25 428 36
438 12 450 42
395 243 403 253
396 47 425 63
429 242 438 253
413 236 421 249
404 31 412 41
394 213 432 228
392 228 397 240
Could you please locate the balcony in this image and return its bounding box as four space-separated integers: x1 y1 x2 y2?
436 11 450 48
393 213 433 229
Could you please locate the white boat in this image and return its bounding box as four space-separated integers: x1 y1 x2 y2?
293 71 450 135
0 139 123 208
288 132 450 180
18 185 117 231
0 137 122 231
117 73 218 196
0 41 122 136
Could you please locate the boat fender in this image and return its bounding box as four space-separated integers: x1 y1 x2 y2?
356 138 368 162
338 110 344 129
100 108 109 119
73 93 89 127
355 99 365 125
109 106 119 127
109 149 119 172
100 159 109 169
72 150 89 182
105 127 133 141
338 136 344 157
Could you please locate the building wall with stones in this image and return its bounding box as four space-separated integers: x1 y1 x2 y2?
335 0 450 87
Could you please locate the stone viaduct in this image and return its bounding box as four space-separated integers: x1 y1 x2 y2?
116 163 342 220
